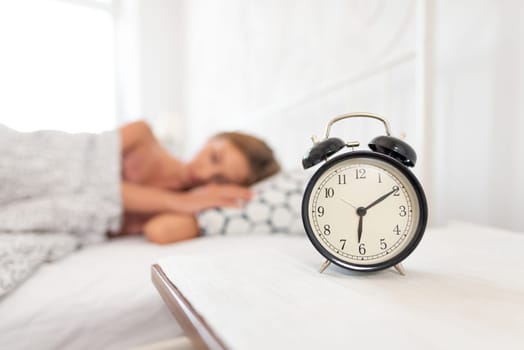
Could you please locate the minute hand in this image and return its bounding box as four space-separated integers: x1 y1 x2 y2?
365 188 397 211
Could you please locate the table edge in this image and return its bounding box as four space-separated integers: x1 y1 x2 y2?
151 263 228 350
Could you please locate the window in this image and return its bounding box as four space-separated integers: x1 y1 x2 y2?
0 0 116 133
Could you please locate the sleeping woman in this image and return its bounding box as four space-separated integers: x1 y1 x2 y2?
0 121 279 245
118 121 280 243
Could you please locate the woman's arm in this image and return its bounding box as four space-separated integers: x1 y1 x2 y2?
143 213 199 244
121 182 181 214
121 182 253 215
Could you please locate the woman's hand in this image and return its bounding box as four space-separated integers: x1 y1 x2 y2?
178 184 253 213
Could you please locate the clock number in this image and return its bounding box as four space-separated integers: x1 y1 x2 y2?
323 224 331 235
399 205 407 217
392 186 400 196
355 168 366 179
358 243 366 255
393 224 401 235
378 173 383 183
339 239 347 250
325 187 334 198
317 206 325 217
338 174 346 185
380 238 387 250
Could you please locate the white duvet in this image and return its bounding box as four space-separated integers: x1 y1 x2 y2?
0 124 122 297
0 236 184 350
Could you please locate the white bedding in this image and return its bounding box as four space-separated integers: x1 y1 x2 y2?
0 236 186 350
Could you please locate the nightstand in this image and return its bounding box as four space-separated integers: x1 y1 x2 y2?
151 226 524 350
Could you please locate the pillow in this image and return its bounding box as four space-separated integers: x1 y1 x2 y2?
198 171 308 236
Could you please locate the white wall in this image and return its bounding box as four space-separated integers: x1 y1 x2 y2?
114 0 186 154
123 0 524 231
431 0 524 231
181 0 420 169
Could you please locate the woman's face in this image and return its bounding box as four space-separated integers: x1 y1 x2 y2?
185 138 251 187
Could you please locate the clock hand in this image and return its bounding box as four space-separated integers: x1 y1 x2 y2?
357 213 363 243
343 188 395 243
342 197 365 243
340 198 357 210
364 188 397 211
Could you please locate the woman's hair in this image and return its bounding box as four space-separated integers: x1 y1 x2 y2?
215 131 280 185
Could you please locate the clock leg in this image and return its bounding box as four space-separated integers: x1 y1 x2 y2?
319 259 331 273
393 263 406 276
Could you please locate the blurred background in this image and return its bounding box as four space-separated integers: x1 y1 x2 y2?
0 0 522 232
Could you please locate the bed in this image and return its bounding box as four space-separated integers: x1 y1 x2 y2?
0 235 185 349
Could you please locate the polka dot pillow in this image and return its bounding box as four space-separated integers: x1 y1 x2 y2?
198 171 307 235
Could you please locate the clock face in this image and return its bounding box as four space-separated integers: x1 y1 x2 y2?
302 151 427 271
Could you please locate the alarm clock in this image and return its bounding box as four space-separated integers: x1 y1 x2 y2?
301 112 428 275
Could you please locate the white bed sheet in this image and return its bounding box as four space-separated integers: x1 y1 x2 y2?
0 236 187 350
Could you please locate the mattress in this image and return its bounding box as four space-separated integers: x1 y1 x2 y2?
0 236 186 350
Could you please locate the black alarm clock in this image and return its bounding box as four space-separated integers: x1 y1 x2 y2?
301 112 428 275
